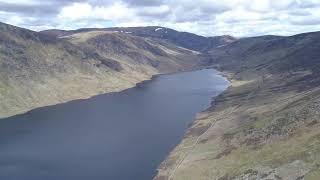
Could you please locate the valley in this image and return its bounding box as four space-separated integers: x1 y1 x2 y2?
1 21 320 180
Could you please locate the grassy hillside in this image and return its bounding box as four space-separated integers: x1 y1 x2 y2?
156 32 320 180
0 22 201 118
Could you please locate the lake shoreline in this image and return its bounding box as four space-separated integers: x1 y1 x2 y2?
154 68 234 180
0 68 228 180
0 65 216 120
155 61 320 179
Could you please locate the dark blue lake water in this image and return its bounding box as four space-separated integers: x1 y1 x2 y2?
0 69 228 180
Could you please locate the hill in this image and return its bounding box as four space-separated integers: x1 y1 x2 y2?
155 31 320 180
0 22 201 118
40 26 236 52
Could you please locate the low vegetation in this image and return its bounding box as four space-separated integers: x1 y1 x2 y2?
155 32 320 180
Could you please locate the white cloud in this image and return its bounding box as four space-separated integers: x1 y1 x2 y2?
1 0 320 37
250 0 271 12
59 2 135 21
58 3 92 20
56 2 135 29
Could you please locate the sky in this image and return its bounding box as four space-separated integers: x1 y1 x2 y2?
1 0 320 37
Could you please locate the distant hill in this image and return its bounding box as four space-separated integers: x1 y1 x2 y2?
208 32 320 74
40 26 237 52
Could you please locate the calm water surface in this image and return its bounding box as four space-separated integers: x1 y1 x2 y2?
0 69 228 180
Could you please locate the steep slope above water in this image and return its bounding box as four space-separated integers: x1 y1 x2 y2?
0 22 201 118
156 32 320 180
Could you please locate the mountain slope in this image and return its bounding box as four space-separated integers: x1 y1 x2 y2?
156 32 320 180
0 22 201 118
41 26 236 52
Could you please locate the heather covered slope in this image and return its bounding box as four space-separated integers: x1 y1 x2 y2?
0 22 200 118
155 32 320 180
